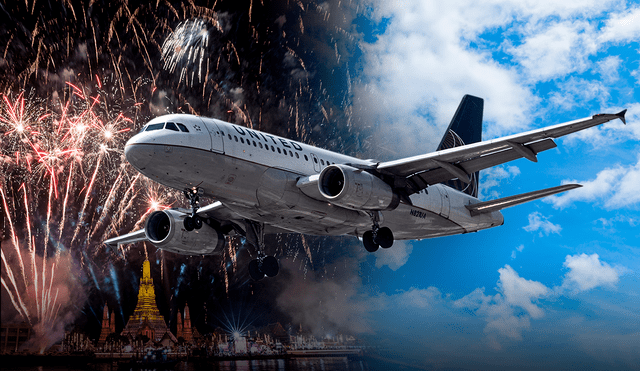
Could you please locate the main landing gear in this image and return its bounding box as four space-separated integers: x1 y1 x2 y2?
245 220 279 281
183 187 204 231
362 212 394 252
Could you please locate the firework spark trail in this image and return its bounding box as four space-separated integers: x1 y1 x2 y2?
89 169 125 239
1 188 27 287
112 173 141 230
0 251 31 324
70 153 103 247
301 235 313 265
19 183 41 319
58 161 74 242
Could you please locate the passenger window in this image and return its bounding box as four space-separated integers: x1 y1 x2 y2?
304 155 308 161
313 157 318 163
295 152 299 159
234 136 238 142
259 143 263 149
228 134 232 140
271 146 275 152
277 148 281 154
146 123 164 131
253 141 257 147
220 131 225 136
321 159 325 165
165 122 179 131
241 138 245 144
176 123 189 132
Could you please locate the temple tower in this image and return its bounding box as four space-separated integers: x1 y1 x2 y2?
183 305 193 343
120 259 176 343
177 311 184 339
97 304 113 346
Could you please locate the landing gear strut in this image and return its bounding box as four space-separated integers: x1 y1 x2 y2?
183 187 204 231
362 212 394 252
245 220 279 280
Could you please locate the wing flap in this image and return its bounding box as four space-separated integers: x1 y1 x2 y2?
406 139 556 192
465 184 581 216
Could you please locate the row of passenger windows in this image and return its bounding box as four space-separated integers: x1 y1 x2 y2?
220 131 336 166
143 122 190 133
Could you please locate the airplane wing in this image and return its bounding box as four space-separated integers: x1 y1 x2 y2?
104 228 148 248
103 201 245 248
377 110 626 195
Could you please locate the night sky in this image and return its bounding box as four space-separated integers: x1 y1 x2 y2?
1 1 639 370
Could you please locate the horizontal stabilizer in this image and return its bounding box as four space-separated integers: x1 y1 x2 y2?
465 184 581 216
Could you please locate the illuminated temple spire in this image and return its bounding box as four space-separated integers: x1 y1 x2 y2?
120 259 176 343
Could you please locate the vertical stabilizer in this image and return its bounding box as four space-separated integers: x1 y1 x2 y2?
437 95 483 197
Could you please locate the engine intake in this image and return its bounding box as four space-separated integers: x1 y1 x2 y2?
317 164 399 210
145 209 224 255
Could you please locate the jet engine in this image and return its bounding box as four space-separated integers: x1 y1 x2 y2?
145 209 224 255
317 164 399 210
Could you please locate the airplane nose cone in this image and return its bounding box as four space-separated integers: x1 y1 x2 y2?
124 136 151 170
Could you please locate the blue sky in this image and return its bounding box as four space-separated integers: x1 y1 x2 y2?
339 1 639 369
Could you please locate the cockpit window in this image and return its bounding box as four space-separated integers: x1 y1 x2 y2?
177 123 189 132
146 123 164 131
165 122 179 131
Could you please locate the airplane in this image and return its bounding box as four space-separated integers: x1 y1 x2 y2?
104 95 626 280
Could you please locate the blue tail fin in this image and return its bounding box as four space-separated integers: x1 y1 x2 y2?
437 95 483 198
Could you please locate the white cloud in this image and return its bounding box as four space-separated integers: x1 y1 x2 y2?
395 286 442 309
511 244 525 259
510 21 597 81
598 6 640 44
523 212 562 235
454 265 549 344
374 240 413 271
354 0 639 161
546 156 640 209
498 265 549 318
597 56 621 83
562 253 621 292
353 0 537 158
548 77 610 110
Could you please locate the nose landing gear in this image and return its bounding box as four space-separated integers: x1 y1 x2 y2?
183 187 204 231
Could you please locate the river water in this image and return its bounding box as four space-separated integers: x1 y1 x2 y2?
3 356 427 371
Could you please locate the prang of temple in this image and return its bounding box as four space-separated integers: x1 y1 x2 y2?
120 259 177 343
97 305 115 346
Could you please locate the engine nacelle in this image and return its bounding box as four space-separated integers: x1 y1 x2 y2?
145 209 224 255
317 164 399 210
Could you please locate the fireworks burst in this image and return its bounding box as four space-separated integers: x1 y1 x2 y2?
162 18 223 87
2 0 362 351
0 76 180 351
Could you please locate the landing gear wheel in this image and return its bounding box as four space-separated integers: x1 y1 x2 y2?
184 216 195 231
193 215 203 229
262 256 280 277
375 227 394 249
363 231 379 252
249 260 264 281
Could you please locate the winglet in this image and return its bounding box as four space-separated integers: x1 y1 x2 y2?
616 109 627 125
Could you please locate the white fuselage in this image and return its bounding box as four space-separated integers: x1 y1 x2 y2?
124 114 503 240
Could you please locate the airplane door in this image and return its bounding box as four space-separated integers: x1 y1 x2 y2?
310 153 321 172
200 118 224 153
